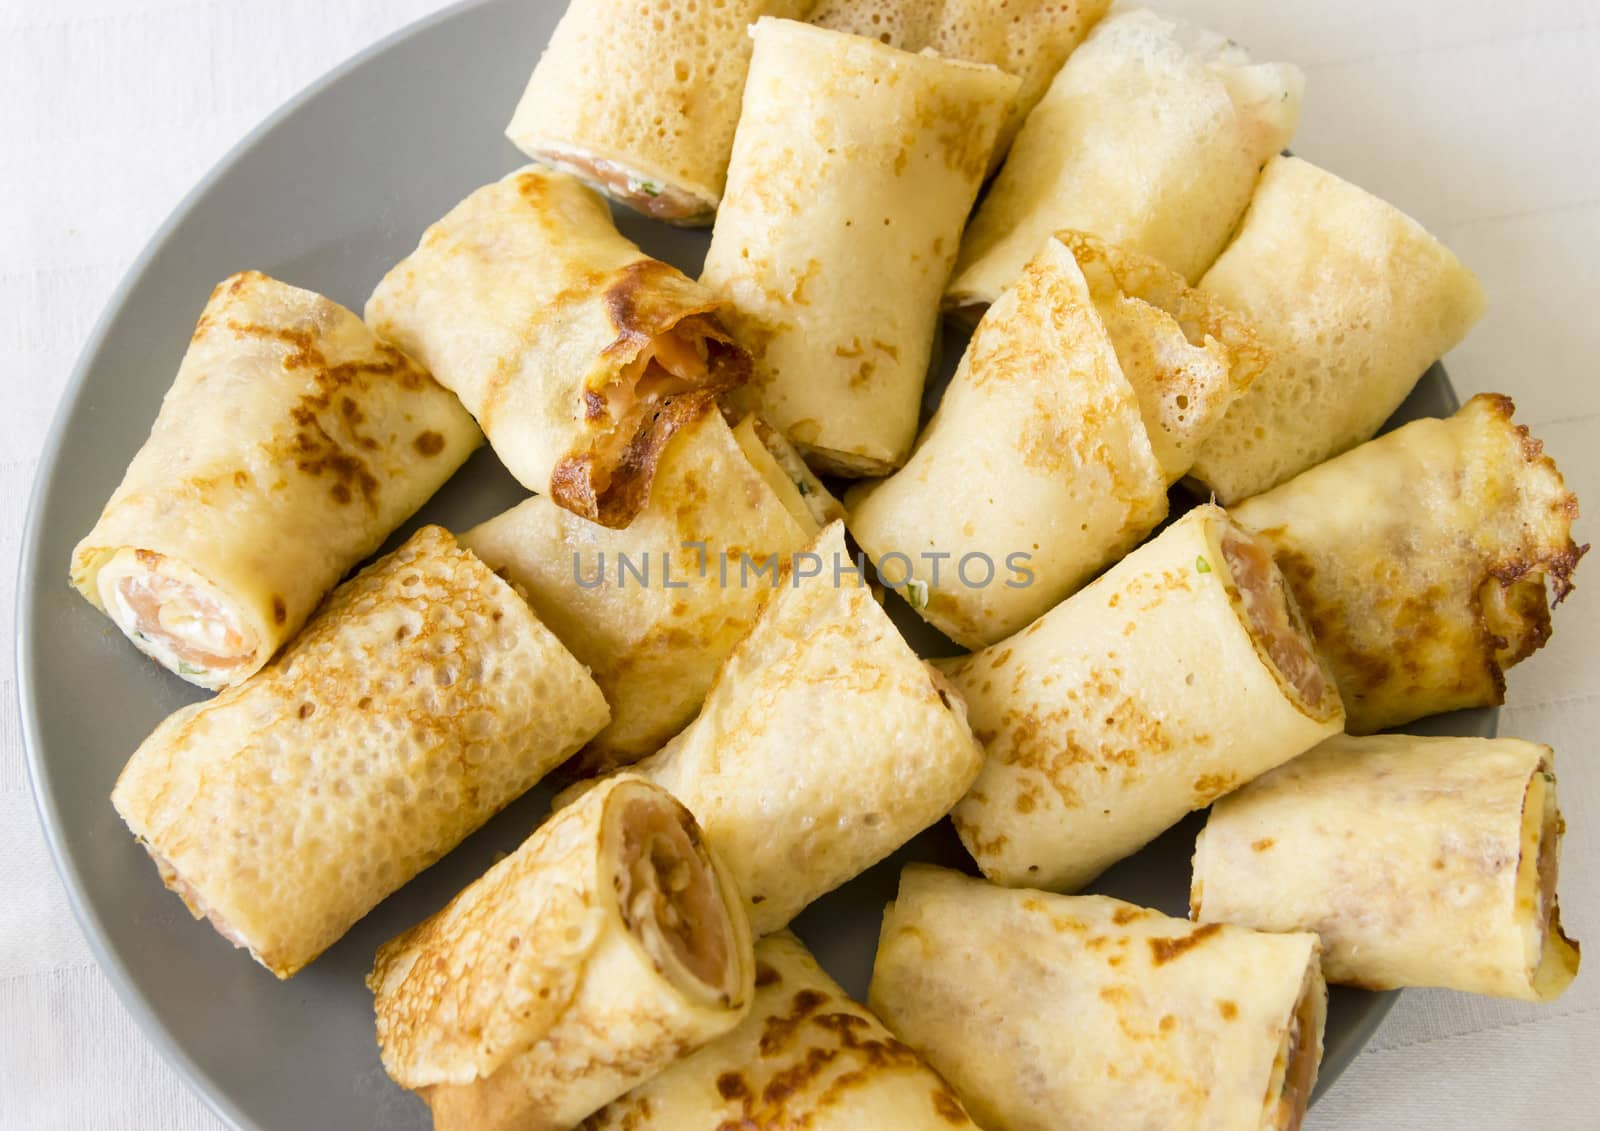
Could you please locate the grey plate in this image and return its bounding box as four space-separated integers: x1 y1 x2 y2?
16 2 1492 1127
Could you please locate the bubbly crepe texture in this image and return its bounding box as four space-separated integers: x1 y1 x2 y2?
564 522 985 934
460 410 840 768
705 18 1019 476
947 8 1302 310
1189 156 1487 501
584 931 978 1129
870 866 1327 1131
506 0 813 223
70 271 479 689
808 0 1111 163
370 776 755 1131
366 166 749 527
1233 394 1583 732
110 526 610 978
1193 734 1581 1002
846 236 1168 649
944 506 1343 891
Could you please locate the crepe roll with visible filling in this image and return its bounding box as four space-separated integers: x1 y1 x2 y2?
808 0 1111 165
584 930 978 1129
367 167 750 527
370 776 755 1131
70 272 480 689
506 0 813 224
560 522 985 935
1233 394 1583 733
870 866 1327 1131
944 505 1343 891
111 526 610 978
1188 155 1487 502
947 8 1302 312
1193 734 1580 1001
704 18 1019 476
461 410 840 770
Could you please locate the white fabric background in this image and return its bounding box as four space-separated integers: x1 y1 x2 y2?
2 0 1595 1127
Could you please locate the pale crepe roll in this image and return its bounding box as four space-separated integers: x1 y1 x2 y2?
366 167 750 527
70 271 479 690
461 410 840 769
506 0 813 224
111 526 610 979
808 0 1111 164
370 776 755 1131
1188 156 1488 502
947 8 1302 312
870 866 1327 1131
584 930 978 1129
704 18 1019 476
561 522 985 935
1193 734 1581 1002
1233 394 1583 733
944 505 1343 891
846 235 1168 649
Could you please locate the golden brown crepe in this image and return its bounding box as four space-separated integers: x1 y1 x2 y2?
460 410 840 769
808 0 1111 164
506 0 814 223
704 18 1020 476
943 505 1343 892
70 271 479 689
947 8 1302 312
584 930 979 1129
111 526 610 979
370 776 755 1131
1194 734 1581 1002
870 866 1327 1131
1233 394 1584 733
1188 155 1488 502
561 522 985 935
366 166 749 527
845 234 1168 649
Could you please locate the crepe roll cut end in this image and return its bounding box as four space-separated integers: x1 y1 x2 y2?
1523 766 1581 1000
522 143 717 225
1218 526 1337 720
730 414 843 533
96 548 260 689
611 789 744 1008
1266 961 1326 1131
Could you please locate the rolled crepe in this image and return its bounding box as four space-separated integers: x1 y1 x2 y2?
808 0 1111 164
946 8 1302 312
584 930 979 1129
69 271 480 689
1193 734 1581 1002
846 235 1168 649
703 18 1020 476
370 776 755 1131
1188 155 1488 502
944 505 1343 891
111 526 610 978
870 866 1327 1131
366 167 750 527
461 410 840 768
506 0 813 224
1233 394 1583 733
562 521 985 935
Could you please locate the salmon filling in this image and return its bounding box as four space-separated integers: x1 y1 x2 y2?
534 144 713 224
97 547 256 684
1221 528 1331 713
614 793 738 1005
1267 973 1321 1131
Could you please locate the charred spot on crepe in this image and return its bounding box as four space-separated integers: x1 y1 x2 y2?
1147 923 1221 966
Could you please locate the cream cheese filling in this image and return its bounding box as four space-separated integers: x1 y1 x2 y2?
97 547 257 687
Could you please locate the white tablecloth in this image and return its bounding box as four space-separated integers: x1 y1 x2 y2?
2 1 1595 1127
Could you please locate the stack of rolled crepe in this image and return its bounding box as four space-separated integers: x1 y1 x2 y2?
70 271 480 689
111 525 611 978
947 7 1303 312
366 165 750 527
369 776 755 1131
704 17 1020 476
462 410 840 769
871 866 1327 1131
